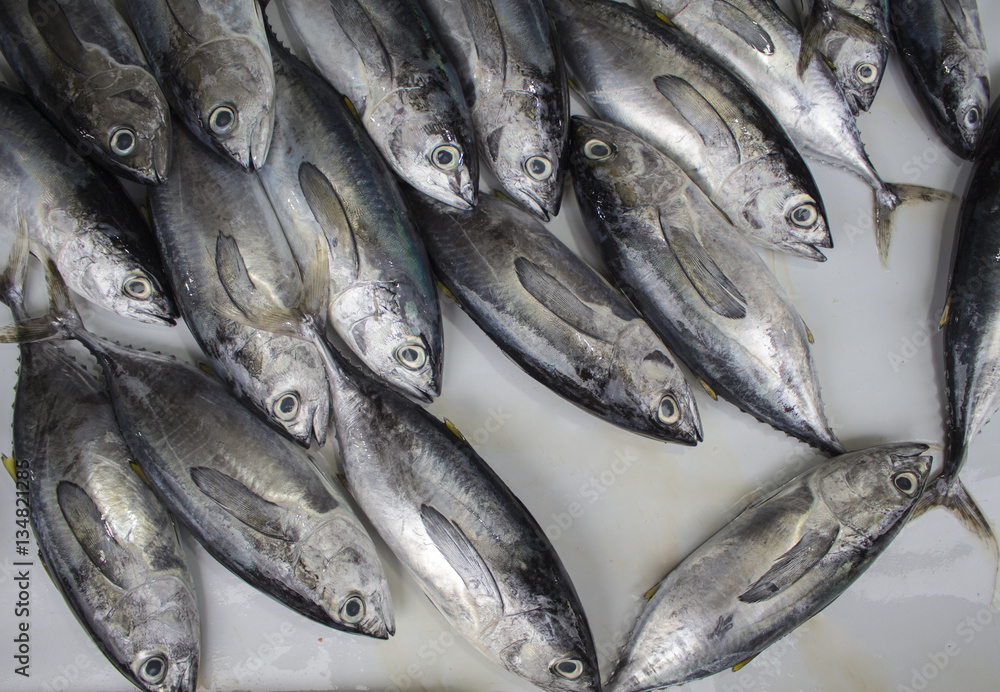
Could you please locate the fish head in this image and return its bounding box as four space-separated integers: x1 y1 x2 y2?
832 39 888 114
371 88 478 209
818 443 932 538
112 576 200 692
56 221 177 325
234 336 331 446
484 89 568 220
331 281 442 401
735 155 831 260
491 607 600 692
180 38 275 171
947 72 990 159
296 515 395 638
74 67 172 184
615 321 702 444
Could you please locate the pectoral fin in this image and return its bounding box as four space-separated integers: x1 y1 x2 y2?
515 256 618 342
298 162 358 275
658 216 747 319
711 0 774 55
654 75 739 166
420 504 502 609
460 0 506 79
28 0 97 73
191 467 299 542
58 481 132 589
739 527 838 602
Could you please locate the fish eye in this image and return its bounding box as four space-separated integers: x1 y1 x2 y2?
122 273 153 300
657 395 680 424
340 594 366 623
395 343 427 370
551 657 584 680
431 144 462 171
855 63 878 85
892 471 919 496
789 202 818 228
525 155 554 181
273 392 300 421
110 127 136 156
209 105 237 135
138 655 167 684
583 138 614 160
964 107 981 130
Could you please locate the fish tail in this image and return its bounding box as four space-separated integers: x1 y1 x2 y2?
874 183 955 268
913 476 999 603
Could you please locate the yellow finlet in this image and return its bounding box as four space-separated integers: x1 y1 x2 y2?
732 653 759 672
444 418 467 442
644 582 662 600
567 77 579 92
3 454 16 481
654 11 675 27
805 323 814 344
438 281 459 305
696 375 718 400
130 461 152 487
344 96 360 122
940 295 951 328
494 189 512 203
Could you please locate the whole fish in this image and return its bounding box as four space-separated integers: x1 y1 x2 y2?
277 0 478 209
10 253 394 638
792 0 891 113
1 250 198 692
544 0 831 261
122 0 274 170
210 222 601 692
410 190 702 445
258 42 444 402
640 0 945 263
149 122 330 446
420 0 569 219
0 0 172 184
943 106 1000 478
0 86 176 325
889 0 990 160
606 443 932 691
570 116 842 455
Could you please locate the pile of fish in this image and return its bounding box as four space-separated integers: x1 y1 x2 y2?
0 0 999 690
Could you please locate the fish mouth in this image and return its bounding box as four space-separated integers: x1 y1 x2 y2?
132 308 178 327
513 187 559 222
786 241 828 262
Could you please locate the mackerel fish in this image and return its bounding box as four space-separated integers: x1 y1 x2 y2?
278 0 478 209
420 0 569 219
1 253 198 691
0 85 176 325
640 0 951 265
149 122 330 446
0 0 172 184
545 0 831 261
122 0 274 170
8 252 394 638
410 190 702 444
606 443 932 691
259 42 443 402
792 0 891 113
889 0 990 160
570 116 842 455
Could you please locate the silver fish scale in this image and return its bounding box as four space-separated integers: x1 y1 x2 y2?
13 341 199 692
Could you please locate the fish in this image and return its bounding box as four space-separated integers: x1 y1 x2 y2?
121 0 274 170
258 41 444 402
570 116 842 455
0 0 172 184
420 0 569 219
606 443 934 691
0 85 176 325
0 244 199 692
210 216 600 692
409 190 702 444
889 0 990 160
277 0 478 209
943 105 1000 479
640 0 948 264
544 0 831 261
3 245 394 638
148 121 330 446
792 0 891 113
